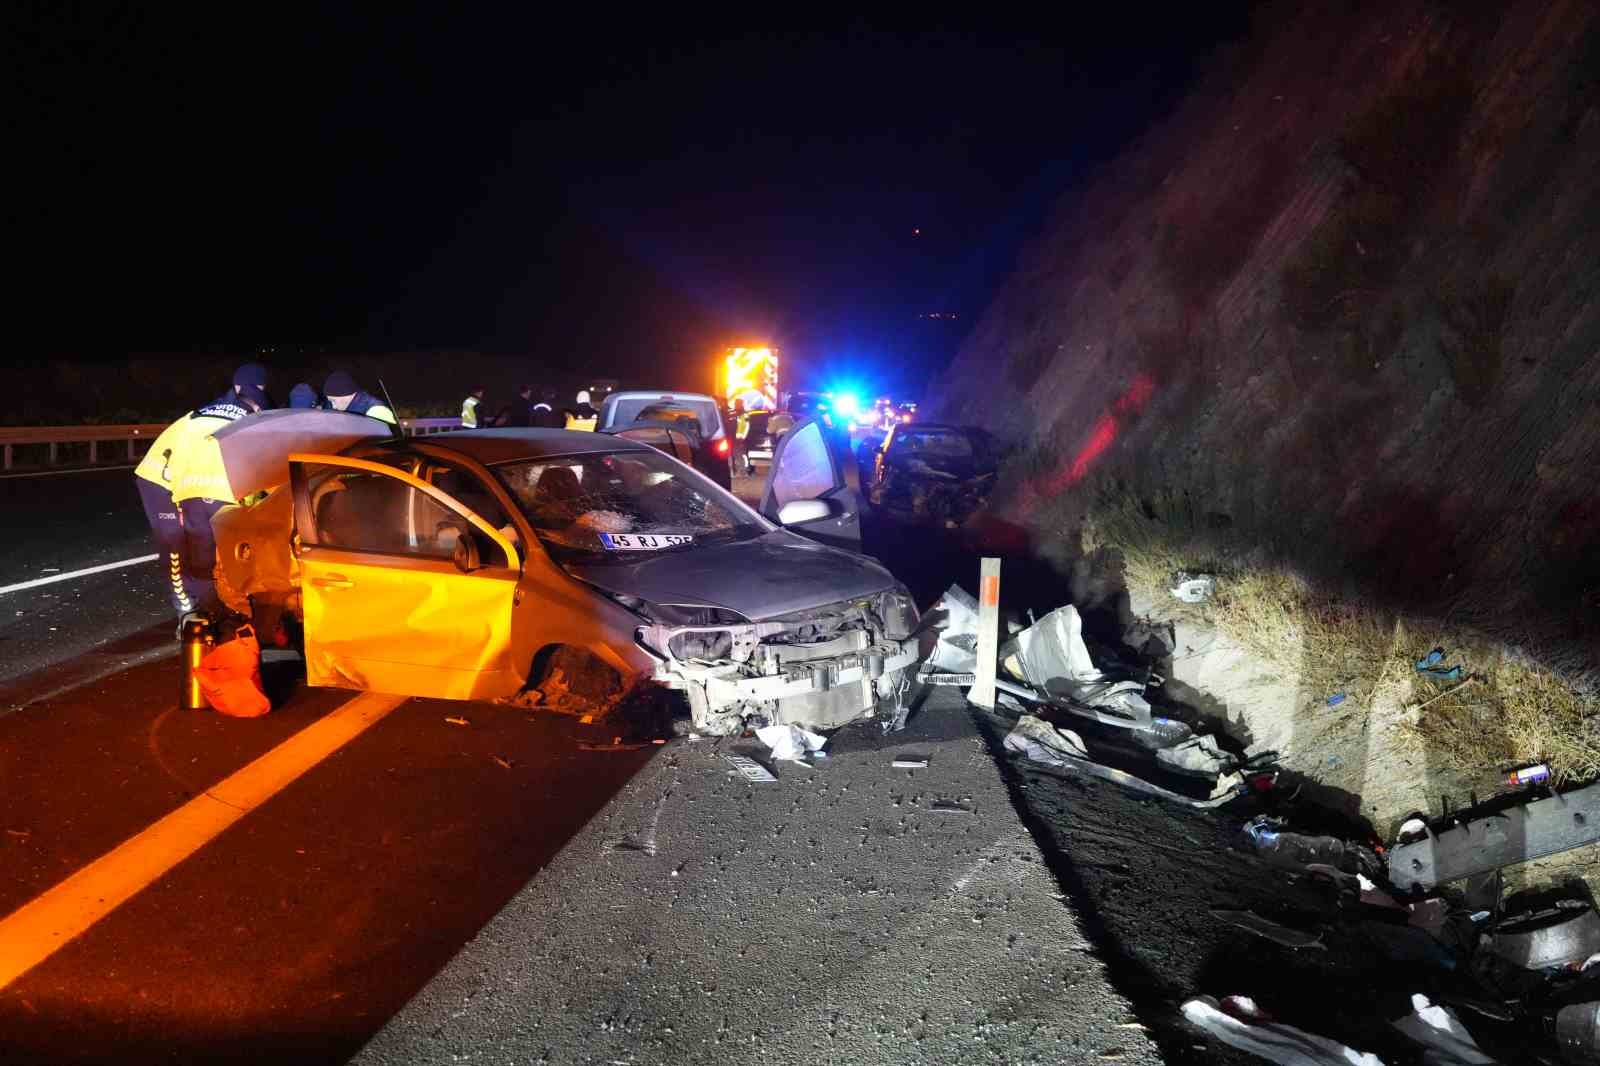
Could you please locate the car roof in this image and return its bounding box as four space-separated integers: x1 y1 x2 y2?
372 427 652 466
603 390 718 404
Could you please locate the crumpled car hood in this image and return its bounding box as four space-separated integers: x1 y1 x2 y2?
890 455 994 480
568 531 898 620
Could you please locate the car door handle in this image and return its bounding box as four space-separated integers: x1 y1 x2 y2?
312 575 354 589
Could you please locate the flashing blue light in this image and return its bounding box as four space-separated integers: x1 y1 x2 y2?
832 392 861 418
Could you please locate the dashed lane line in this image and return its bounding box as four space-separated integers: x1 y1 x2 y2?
0 464 137 480
0 554 158 596
0 690 409 991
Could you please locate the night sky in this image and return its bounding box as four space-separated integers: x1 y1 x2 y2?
13 5 1255 392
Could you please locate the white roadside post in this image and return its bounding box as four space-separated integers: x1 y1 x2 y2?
968 557 1001 709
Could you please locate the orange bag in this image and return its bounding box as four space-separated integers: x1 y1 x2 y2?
195 624 272 718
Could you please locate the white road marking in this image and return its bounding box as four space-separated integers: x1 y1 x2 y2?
0 464 137 480
0 555 158 596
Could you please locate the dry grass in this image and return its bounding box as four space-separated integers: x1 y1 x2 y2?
1083 485 1600 784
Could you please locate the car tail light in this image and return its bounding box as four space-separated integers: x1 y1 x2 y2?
714 438 731 456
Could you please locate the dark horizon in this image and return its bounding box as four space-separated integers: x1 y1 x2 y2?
12 5 1258 393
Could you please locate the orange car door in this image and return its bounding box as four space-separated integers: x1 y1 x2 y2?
289 454 523 702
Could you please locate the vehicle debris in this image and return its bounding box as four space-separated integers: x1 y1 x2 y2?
1003 714 1088 765
755 723 827 764
1386 780 1600 892
1480 903 1600 971
1211 908 1326 950
1180 995 1384 1066
1390 994 1497 1065
1001 604 1152 725
1555 1002 1598 1063
1242 816 1383 880
1169 572 1216 604
863 423 1002 527
444 716 470 727
723 754 777 783
491 755 513 770
891 756 930 769
1154 734 1240 778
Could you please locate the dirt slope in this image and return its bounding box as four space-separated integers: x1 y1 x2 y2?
928 0 1600 673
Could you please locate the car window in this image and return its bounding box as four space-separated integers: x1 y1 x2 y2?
604 396 720 438
892 429 973 458
426 462 516 565
305 462 510 568
493 448 764 563
771 421 836 506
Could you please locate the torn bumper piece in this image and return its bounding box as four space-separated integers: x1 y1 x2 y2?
639 616 920 736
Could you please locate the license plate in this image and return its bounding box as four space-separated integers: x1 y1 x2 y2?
598 533 694 551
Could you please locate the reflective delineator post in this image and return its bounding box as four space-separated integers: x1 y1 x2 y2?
968 557 1001 709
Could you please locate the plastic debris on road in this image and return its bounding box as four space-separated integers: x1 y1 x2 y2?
925 584 980 674
1170 572 1217 604
1506 763 1550 787
755 723 827 764
892 755 930 769
1154 734 1240 778
1180 995 1385 1066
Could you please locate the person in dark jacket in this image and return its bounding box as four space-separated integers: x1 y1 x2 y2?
503 384 535 427
322 370 396 425
289 382 320 409
530 388 562 428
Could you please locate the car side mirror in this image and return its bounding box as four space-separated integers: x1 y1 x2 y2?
452 532 480 573
777 499 832 526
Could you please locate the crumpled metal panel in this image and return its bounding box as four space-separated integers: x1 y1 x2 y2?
1482 906 1600 971
1388 781 1600 892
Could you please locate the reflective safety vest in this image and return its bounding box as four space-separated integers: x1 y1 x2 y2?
461 395 480 428
565 412 597 431
134 397 254 502
347 392 397 426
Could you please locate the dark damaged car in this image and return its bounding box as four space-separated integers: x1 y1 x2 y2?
863 422 1004 527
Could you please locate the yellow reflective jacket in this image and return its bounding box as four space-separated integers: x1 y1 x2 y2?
133 397 256 502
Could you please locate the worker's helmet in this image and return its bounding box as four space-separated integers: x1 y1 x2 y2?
323 370 358 399
576 390 592 405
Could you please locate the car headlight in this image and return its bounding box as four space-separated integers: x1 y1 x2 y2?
875 585 919 640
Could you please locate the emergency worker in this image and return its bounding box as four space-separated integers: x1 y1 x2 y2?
133 364 270 619
531 388 561 428
564 389 598 431
322 370 397 425
289 382 319 409
461 387 484 427
731 398 751 475
505 384 535 427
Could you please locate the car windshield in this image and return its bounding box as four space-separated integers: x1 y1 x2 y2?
493 448 764 562
896 429 974 458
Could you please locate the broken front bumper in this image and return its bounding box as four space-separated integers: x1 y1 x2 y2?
638 621 922 735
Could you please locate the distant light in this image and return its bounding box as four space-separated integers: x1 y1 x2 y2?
832 392 860 418
912 228 921 236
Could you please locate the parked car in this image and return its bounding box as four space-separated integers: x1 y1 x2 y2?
210 412 918 736
862 422 1003 527
597 391 732 488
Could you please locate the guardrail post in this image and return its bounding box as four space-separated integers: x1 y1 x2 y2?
128 438 136 461
49 442 58 466
89 440 98 464
3 444 10 471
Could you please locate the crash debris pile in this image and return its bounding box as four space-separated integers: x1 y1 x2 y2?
920 566 1600 1063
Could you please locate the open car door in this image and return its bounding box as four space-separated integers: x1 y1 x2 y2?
757 417 862 552
289 453 524 702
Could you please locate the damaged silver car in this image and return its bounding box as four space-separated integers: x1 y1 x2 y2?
210 412 920 734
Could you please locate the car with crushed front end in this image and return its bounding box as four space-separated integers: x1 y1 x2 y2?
208 411 920 735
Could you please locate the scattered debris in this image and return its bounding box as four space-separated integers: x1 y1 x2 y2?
723 754 777 783
930 799 974 814
1180 995 1384 1066
1001 604 1152 725
1155 734 1241 778
1326 692 1347 707
1242 817 1382 880
1386 781 1600 892
1415 648 1445 670
1403 675 1481 714
1211 908 1326 951
1390 994 1498 1065
577 740 655 751
1480 903 1600 971
1170 572 1217 604
925 585 980 674
1003 714 1088 765
443 716 470 727
491 755 513 770
892 756 930 769
755 724 828 764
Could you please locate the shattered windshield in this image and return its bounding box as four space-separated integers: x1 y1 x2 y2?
493 449 765 561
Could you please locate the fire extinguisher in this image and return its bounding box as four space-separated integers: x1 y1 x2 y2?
181 616 215 710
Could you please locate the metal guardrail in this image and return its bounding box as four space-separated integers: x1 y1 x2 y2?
0 417 463 471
